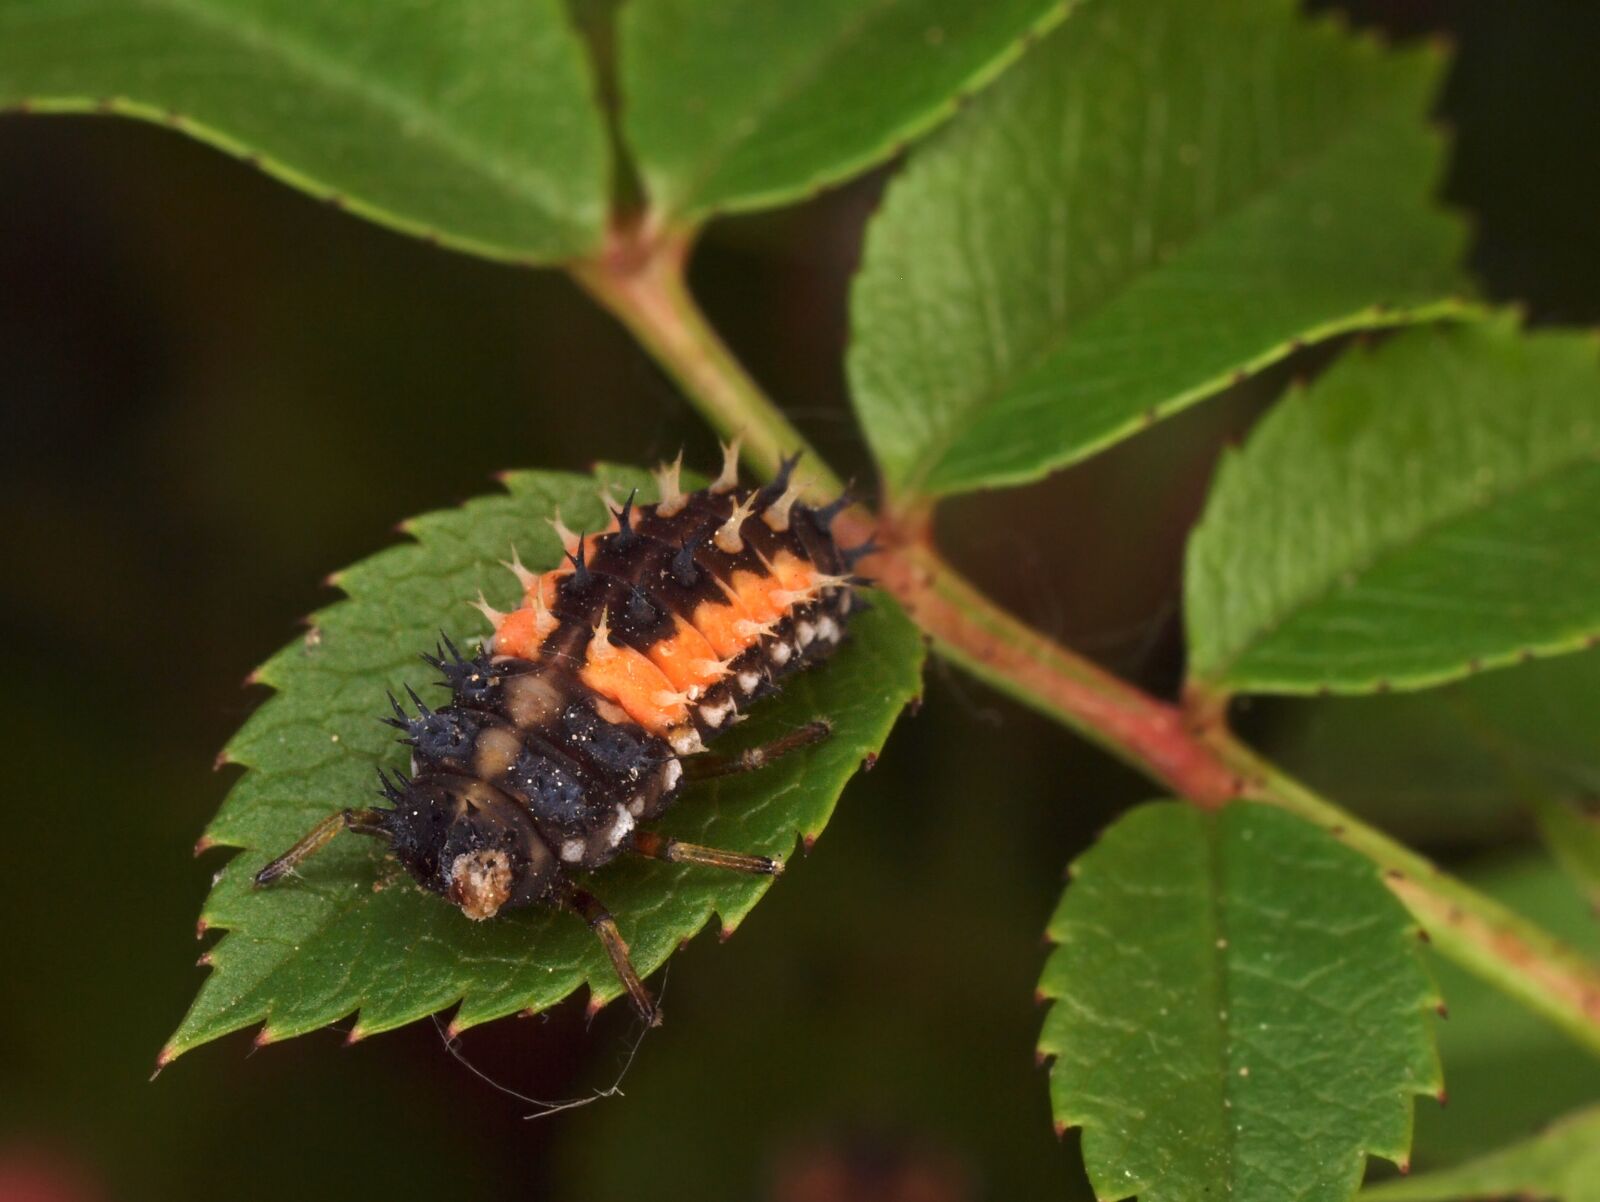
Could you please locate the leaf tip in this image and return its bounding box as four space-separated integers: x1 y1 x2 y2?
194 916 210 941
193 834 216 857
253 1025 278 1049
718 922 738 943
150 1045 178 1080
1434 1088 1448 1108
1052 1119 1068 1141
345 1024 368 1047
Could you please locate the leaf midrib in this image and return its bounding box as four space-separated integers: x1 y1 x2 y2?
1200 430 1600 687
895 71 1419 497
82 0 596 230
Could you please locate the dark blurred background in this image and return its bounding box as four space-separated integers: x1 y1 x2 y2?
2 3 1597 1200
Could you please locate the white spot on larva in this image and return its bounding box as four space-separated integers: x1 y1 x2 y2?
560 838 585 863
796 622 816 647
662 758 683 790
816 616 840 643
738 671 760 694
770 642 792 666
699 699 734 727
670 728 705 755
628 796 645 816
607 804 635 848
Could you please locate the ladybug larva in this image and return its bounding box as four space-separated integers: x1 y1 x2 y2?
254 444 870 1024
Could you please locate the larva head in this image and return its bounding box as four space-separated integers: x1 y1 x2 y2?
380 771 559 920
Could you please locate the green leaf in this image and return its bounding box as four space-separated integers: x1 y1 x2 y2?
848 0 1472 501
1405 856 1600 1171
1533 797 1600 911
1038 801 1440 1202
1258 648 1600 845
618 0 1068 223
0 0 609 262
166 466 924 1062
1361 1105 1600 1202
1186 318 1600 696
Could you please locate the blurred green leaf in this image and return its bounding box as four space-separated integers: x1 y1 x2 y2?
0 0 609 262
1256 648 1600 845
1038 802 1440 1202
619 0 1068 223
1187 319 1600 696
848 0 1471 500
1405 856 1600 1170
167 465 924 1061
1534 797 1600 911
1361 1105 1600 1202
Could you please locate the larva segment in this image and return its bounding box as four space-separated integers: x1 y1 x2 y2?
579 625 690 734
641 614 726 696
492 606 546 659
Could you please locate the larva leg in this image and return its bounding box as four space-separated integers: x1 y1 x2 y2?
632 830 782 877
683 719 831 782
565 885 661 1027
254 808 390 887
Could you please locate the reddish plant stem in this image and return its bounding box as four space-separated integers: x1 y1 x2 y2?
570 220 840 496
869 534 1241 805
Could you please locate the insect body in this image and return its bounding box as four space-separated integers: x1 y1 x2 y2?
254 445 867 1023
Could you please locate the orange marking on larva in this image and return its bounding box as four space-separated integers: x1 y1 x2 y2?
729 568 787 623
688 595 757 659
768 550 820 595
492 607 545 659
580 638 687 732
644 616 723 694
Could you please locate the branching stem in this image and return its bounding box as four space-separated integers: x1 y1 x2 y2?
569 225 1600 1057
570 221 842 497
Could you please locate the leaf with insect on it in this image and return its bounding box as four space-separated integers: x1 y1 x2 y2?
1038 801 1441 1202
0 0 609 263
1186 317 1600 697
166 464 924 1064
1359 1104 1600 1202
